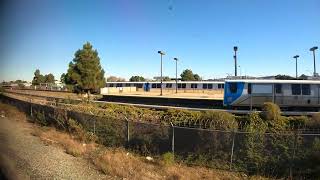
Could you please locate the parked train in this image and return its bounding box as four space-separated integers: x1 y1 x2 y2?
105 81 225 91
224 79 320 110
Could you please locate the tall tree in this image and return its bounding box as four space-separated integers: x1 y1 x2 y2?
32 69 45 85
65 42 106 93
60 73 66 83
180 69 201 81
129 76 145 82
44 73 55 83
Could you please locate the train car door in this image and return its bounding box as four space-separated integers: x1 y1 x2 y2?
144 82 150 92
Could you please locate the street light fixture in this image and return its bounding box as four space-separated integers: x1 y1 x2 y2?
233 46 238 77
310 46 318 77
173 58 178 93
293 55 299 79
158 51 165 96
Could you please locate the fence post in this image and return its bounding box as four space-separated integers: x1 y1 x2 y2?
30 98 33 117
170 122 175 160
229 130 236 170
289 131 298 179
124 116 129 143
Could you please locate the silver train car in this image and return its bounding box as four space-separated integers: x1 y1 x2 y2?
105 81 225 91
224 79 320 109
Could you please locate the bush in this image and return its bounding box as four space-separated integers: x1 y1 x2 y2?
287 116 309 129
260 102 286 131
33 110 48 126
306 113 320 129
200 111 237 130
162 152 175 166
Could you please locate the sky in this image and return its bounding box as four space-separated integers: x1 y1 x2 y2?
1 0 320 82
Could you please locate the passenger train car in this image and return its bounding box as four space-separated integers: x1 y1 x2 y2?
224 79 320 109
105 81 225 91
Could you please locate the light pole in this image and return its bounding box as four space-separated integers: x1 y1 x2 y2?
293 55 299 79
310 46 318 77
173 58 178 93
233 46 238 77
158 51 165 96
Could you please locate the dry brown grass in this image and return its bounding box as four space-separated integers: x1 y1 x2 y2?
34 128 96 157
91 148 250 180
0 102 28 122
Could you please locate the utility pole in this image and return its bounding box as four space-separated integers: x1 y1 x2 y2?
173 58 178 93
158 51 165 96
233 46 238 77
293 55 299 79
310 46 318 77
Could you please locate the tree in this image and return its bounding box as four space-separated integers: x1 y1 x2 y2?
60 73 66 83
129 76 145 82
299 74 308 80
32 69 45 85
193 74 201 81
163 77 171 81
44 73 55 83
107 76 126 82
65 42 106 93
180 69 201 81
275 74 295 80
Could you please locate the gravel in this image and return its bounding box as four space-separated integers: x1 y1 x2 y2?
0 115 111 180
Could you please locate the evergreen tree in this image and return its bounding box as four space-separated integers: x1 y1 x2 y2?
32 69 45 85
65 42 106 93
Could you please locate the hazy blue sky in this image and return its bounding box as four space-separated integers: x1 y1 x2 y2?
1 0 320 82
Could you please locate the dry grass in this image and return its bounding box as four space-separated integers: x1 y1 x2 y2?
33 128 96 157
0 102 28 122
91 148 251 180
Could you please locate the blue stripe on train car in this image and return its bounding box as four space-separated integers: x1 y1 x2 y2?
223 82 245 106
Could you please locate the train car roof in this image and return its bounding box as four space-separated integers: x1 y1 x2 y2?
106 81 224 84
225 79 320 84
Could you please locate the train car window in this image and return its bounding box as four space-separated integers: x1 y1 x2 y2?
222 84 224 89
275 84 282 94
152 84 156 88
229 83 237 93
248 83 252 94
302 84 311 95
137 84 143 88
116 83 122 87
208 84 213 89
291 84 301 95
178 84 182 88
125 83 131 87
182 83 186 88
156 83 161 88
203 84 207 89
109 84 114 87
191 83 197 88
166 83 172 88
218 84 221 89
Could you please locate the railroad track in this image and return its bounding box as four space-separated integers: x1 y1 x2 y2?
2 90 319 116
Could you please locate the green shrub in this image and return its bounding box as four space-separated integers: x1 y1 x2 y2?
33 110 48 126
163 109 201 127
162 152 174 165
200 111 237 130
287 116 308 129
260 102 286 131
67 118 97 143
306 113 320 129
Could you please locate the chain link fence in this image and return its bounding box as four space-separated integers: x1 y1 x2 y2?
1 94 319 178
